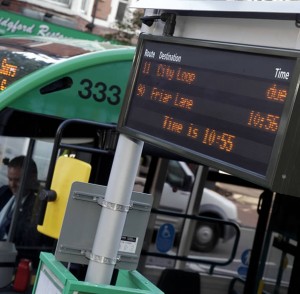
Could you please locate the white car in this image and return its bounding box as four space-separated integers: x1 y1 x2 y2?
137 159 239 252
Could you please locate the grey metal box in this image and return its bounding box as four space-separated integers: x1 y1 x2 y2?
55 182 152 270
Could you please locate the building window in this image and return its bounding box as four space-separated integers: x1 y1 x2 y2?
45 0 72 7
116 0 128 22
81 0 89 13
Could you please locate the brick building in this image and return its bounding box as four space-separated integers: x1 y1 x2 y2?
0 0 141 43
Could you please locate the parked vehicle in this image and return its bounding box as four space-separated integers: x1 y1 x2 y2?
137 159 239 252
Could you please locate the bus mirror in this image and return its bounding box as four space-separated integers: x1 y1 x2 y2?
39 189 57 202
37 156 91 239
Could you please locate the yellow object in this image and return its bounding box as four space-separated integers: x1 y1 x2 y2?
258 280 264 294
37 156 91 239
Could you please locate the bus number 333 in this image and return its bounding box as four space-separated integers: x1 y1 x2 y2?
78 78 122 105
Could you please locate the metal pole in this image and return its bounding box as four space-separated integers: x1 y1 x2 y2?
175 165 208 269
7 139 36 242
137 158 169 273
288 228 300 294
85 134 144 284
244 190 273 294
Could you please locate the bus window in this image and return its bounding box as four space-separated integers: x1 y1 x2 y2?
0 36 126 92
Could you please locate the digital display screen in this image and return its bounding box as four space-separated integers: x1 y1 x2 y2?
0 57 18 91
0 51 55 91
119 35 299 184
0 50 53 92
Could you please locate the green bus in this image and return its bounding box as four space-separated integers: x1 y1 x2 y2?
0 36 135 137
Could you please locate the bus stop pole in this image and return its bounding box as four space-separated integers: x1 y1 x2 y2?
244 190 273 294
175 165 209 269
85 134 144 285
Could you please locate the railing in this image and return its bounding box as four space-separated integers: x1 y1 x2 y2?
142 208 241 274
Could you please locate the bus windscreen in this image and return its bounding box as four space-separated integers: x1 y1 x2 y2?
0 36 107 92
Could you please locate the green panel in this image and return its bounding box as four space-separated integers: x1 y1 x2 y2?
116 270 161 291
33 253 163 294
64 270 163 294
0 11 105 41
0 48 135 123
65 281 155 294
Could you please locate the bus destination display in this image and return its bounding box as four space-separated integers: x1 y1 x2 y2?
0 57 18 91
0 51 56 92
119 35 297 183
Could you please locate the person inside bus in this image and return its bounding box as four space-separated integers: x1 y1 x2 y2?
0 157 18 211
0 155 41 245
